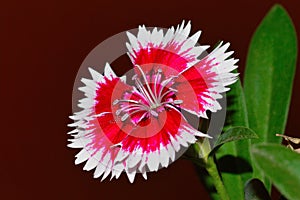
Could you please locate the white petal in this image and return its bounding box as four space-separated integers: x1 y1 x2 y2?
192 129 212 138
94 163 106 178
81 78 97 90
120 75 127 83
142 171 147 180
170 135 180 152
126 169 137 183
137 25 150 47
78 86 94 97
78 97 94 109
88 67 103 82
104 63 117 79
99 153 113 181
173 21 191 44
67 138 84 148
126 32 139 49
181 21 191 38
101 152 111 167
159 146 169 168
67 128 79 135
75 149 90 165
138 154 147 172
218 58 238 73
180 31 201 53
150 28 163 46
127 152 142 169
70 109 92 120
166 144 175 162
147 151 159 171
126 42 133 54
110 163 124 180
188 45 209 60
83 156 98 171
162 27 175 46
176 135 188 147
180 130 197 144
202 96 222 112
115 149 129 162
101 163 112 182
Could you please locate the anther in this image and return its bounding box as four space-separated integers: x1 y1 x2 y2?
113 99 119 105
121 113 129 121
132 74 138 80
150 110 159 117
173 100 183 104
116 109 122 115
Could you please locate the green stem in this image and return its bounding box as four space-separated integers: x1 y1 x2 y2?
206 156 230 200
193 138 230 200
195 137 211 162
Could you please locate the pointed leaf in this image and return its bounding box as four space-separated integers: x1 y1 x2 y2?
214 126 258 148
244 4 297 189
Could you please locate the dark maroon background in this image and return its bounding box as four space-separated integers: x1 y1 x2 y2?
1 0 299 199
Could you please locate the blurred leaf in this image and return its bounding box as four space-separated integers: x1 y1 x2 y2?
252 144 300 200
244 4 297 189
244 179 272 200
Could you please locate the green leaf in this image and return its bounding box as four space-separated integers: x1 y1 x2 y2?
252 144 300 200
214 126 258 148
244 179 272 200
215 78 254 200
244 4 297 189
214 126 258 200
223 76 249 131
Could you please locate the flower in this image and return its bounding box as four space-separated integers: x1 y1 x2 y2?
68 21 238 183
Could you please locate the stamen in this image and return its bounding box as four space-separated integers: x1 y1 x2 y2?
157 76 177 99
113 66 181 124
160 99 183 107
158 88 178 102
136 112 149 124
120 109 145 122
164 103 179 110
134 78 156 106
120 104 148 113
154 68 162 99
113 99 143 105
116 102 149 116
135 65 159 104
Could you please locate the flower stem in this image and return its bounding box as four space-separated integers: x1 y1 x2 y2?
206 156 230 200
197 137 211 162
193 138 230 200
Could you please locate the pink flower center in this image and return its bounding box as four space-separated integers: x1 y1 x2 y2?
113 65 183 126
